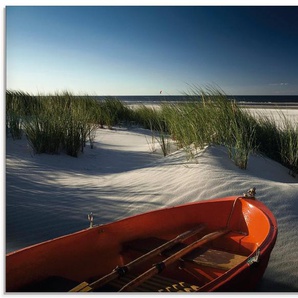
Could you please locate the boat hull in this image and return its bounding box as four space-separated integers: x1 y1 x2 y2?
6 196 277 292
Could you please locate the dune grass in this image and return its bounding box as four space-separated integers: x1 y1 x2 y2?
6 89 298 176
130 87 297 175
130 104 173 156
6 91 131 157
6 91 34 140
253 111 298 177
157 89 257 169
279 115 298 177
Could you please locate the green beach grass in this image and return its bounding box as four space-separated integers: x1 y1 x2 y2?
6 89 298 177
6 91 132 157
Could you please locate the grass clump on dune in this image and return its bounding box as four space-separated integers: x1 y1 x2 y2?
6 91 36 140
6 90 159 159
131 104 171 156
156 87 257 169
253 111 298 177
98 97 133 129
6 91 133 157
25 93 100 157
279 116 298 177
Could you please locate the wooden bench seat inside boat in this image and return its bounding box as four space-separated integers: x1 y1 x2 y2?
99 273 200 292
183 247 247 270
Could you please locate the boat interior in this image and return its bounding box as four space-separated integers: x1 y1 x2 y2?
98 229 250 292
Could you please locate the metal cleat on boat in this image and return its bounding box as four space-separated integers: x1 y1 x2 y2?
243 187 256 198
88 212 94 228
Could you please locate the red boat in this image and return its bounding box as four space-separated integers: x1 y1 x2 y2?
6 190 277 292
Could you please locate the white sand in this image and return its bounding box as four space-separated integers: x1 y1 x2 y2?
5 109 298 292
244 108 298 127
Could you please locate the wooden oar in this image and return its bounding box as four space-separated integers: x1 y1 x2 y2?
70 224 205 292
119 228 230 292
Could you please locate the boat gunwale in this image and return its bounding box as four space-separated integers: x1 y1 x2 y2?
6 196 277 256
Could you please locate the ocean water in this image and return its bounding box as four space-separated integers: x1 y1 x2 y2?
94 95 298 107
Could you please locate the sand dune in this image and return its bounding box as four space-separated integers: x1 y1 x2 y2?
6 115 298 291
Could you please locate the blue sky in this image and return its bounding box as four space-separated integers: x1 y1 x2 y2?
6 6 298 95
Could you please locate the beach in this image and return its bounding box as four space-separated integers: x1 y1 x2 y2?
6 107 298 292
